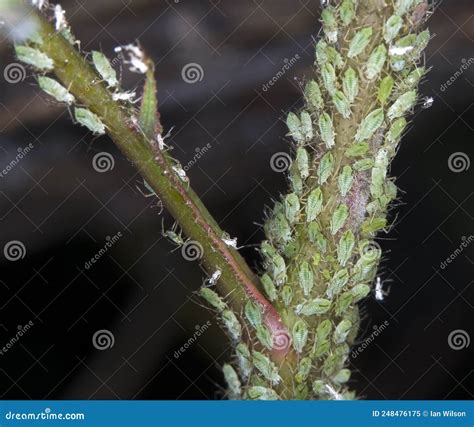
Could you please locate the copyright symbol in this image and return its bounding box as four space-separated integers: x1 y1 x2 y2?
423 410 428 417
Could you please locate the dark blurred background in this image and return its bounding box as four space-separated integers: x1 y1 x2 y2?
0 0 472 400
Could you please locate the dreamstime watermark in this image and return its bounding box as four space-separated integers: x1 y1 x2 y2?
92 329 115 350
4 408 85 421
440 235 473 269
448 152 470 173
440 58 474 92
262 54 300 92
173 321 212 359
92 152 115 173
0 321 34 357
0 143 35 179
183 143 212 172
84 231 123 269
351 320 389 359
181 240 203 261
447 329 470 350
181 63 204 83
3 240 26 261
270 152 292 173
3 62 26 84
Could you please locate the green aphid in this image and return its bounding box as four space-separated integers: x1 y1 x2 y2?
296 147 310 180
199 287 227 312
384 15 403 43
307 221 320 243
236 343 252 380
395 0 416 16
318 112 335 149
385 180 398 202
347 27 373 58
326 268 349 298
295 357 312 383
292 320 309 353
333 368 351 384
326 46 344 69
339 0 355 26
296 298 331 316
353 158 374 171
314 340 330 358
361 217 387 234
281 285 293 307
316 319 332 342
334 319 353 344
330 204 349 235
332 90 351 119
312 380 329 397
286 112 304 144
74 107 106 135
38 76 75 105
305 80 323 110
223 364 241 400
284 193 300 224
370 148 389 198
252 351 281 385
405 67 426 88
300 111 314 141
256 325 274 350
314 231 328 254
392 34 417 55
283 239 299 258
244 300 262 329
355 108 384 142
377 75 394 105
92 50 118 88
269 253 287 286
261 274 278 301
337 165 353 197
321 7 338 43
365 44 387 80
298 261 314 296
335 291 353 316
267 212 292 247
247 386 279 400
15 45 54 71
321 62 337 95
306 188 323 222
342 67 359 103
390 56 406 72
345 142 369 158
387 91 417 121
222 310 242 342
261 241 277 260
351 283 371 302
353 256 378 283
415 30 431 54
318 152 335 184
337 230 355 266
315 40 329 66
289 164 303 195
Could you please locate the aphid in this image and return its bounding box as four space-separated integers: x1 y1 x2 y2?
15 45 54 71
351 283 371 302
162 222 185 246
252 351 281 385
333 368 351 384
267 212 292 248
391 34 417 56
172 164 189 183
360 217 387 235
296 147 309 180
390 57 406 72
199 287 227 312
337 229 355 266
386 117 407 144
91 51 119 89
295 357 312 383
305 80 323 110
365 44 387 80
370 148 389 198
284 193 300 224
411 1 429 26
355 108 384 142
347 27 373 58
339 0 355 26
405 67 426 88
316 319 332 342
387 91 417 120
318 152 335 185
321 62 337 95
345 142 369 158
286 112 303 144
207 269 222 286
325 46 344 69
315 40 329 67
335 291 353 315
38 76 74 105
305 188 323 222
292 320 309 353
337 165 353 197
112 90 138 103
298 261 314 296
333 319 352 344
114 43 148 74
377 75 394 105
281 285 293 307
288 165 303 195
353 158 374 171
74 107 106 135
330 204 349 235
244 300 262 328
318 112 335 149
221 232 238 249
332 91 351 119
300 111 313 141
269 253 287 286
54 4 67 31
389 45 414 57
374 276 389 301
222 310 242 342
31 0 47 10
236 343 252 380
342 67 359 103
321 7 338 43
422 96 434 109
295 298 331 316
395 0 415 16
323 351 344 377
247 386 279 401
223 364 241 400
326 268 349 298
261 274 277 301
384 15 403 43
256 325 274 350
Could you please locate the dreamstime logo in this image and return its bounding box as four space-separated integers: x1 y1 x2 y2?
448 152 470 173
183 143 212 172
92 329 115 350
84 231 123 270
440 235 473 270
173 321 211 359
351 321 390 358
360 240 381 262
270 152 292 173
0 143 35 179
440 58 474 92
0 321 34 357
262 54 301 92
92 152 115 173
3 240 26 261
447 329 470 350
272 330 291 351
181 63 204 84
181 240 203 261
3 63 26 83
